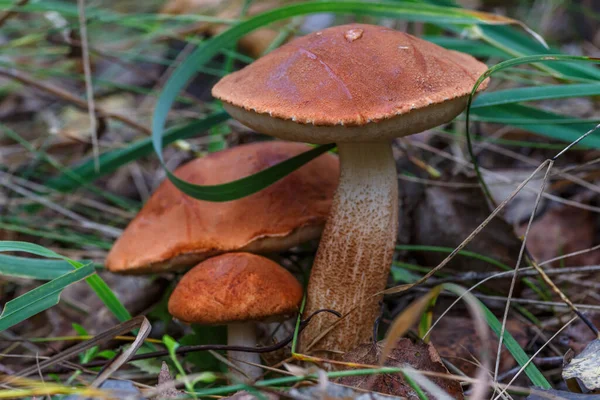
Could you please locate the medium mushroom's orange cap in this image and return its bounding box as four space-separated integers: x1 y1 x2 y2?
106 141 339 274
168 253 303 324
213 24 489 143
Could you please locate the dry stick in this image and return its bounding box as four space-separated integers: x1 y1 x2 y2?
385 160 551 296
493 317 577 400
44 309 341 372
539 243 600 267
492 124 600 392
76 0 99 171
0 171 122 238
429 264 600 285
411 140 600 213
436 130 600 196
0 67 150 135
493 160 553 384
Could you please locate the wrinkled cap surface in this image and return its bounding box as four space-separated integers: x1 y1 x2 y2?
213 24 489 143
106 141 339 274
168 252 303 324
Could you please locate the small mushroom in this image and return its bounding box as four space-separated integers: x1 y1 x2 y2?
106 141 338 274
212 24 489 354
167 252 303 380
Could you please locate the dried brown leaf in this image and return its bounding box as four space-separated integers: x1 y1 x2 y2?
563 339 600 394
430 315 529 376
338 339 463 399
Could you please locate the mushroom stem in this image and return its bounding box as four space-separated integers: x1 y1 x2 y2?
301 141 398 355
227 322 262 381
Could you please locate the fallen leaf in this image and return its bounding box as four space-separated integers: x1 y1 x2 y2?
152 362 183 399
485 169 547 225
337 339 463 399
429 315 529 377
563 339 600 393
516 205 600 267
562 313 600 355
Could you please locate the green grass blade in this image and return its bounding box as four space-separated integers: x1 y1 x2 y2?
0 241 130 322
423 36 506 58
48 112 229 192
0 241 75 261
0 264 95 332
476 25 600 80
157 143 336 202
473 83 600 109
152 0 523 202
84 274 131 322
0 254 97 280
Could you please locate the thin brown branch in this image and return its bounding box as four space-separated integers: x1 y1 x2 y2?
0 67 150 135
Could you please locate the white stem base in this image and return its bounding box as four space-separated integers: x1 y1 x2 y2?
228 323 262 381
301 142 398 356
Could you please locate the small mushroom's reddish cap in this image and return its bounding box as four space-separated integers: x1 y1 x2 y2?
168 253 303 324
106 141 339 274
212 24 489 143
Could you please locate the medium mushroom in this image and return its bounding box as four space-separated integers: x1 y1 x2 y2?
212 24 489 354
168 252 303 380
106 141 338 274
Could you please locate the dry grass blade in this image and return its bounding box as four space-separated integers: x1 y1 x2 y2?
13 315 146 379
90 317 151 387
494 161 553 384
380 287 442 364
76 0 99 171
494 317 576 400
0 67 150 134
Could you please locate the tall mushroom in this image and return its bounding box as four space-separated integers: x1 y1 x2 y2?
168 252 303 380
212 24 489 354
106 141 338 274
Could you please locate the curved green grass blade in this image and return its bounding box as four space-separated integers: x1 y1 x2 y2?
465 54 600 202
0 241 79 265
157 143 336 202
0 264 95 332
48 112 229 192
475 25 600 81
152 1 526 202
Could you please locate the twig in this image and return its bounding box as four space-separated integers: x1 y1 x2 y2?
76 0 100 171
46 309 341 372
0 67 150 135
428 264 600 284
494 160 553 383
0 171 122 238
493 317 576 400
539 243 600 267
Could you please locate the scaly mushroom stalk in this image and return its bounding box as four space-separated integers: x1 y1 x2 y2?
227 322 262 380
301 142 398 354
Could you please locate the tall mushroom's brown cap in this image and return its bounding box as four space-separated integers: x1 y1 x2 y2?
212 24 489 143
168 253 303 324
106 141 339 274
